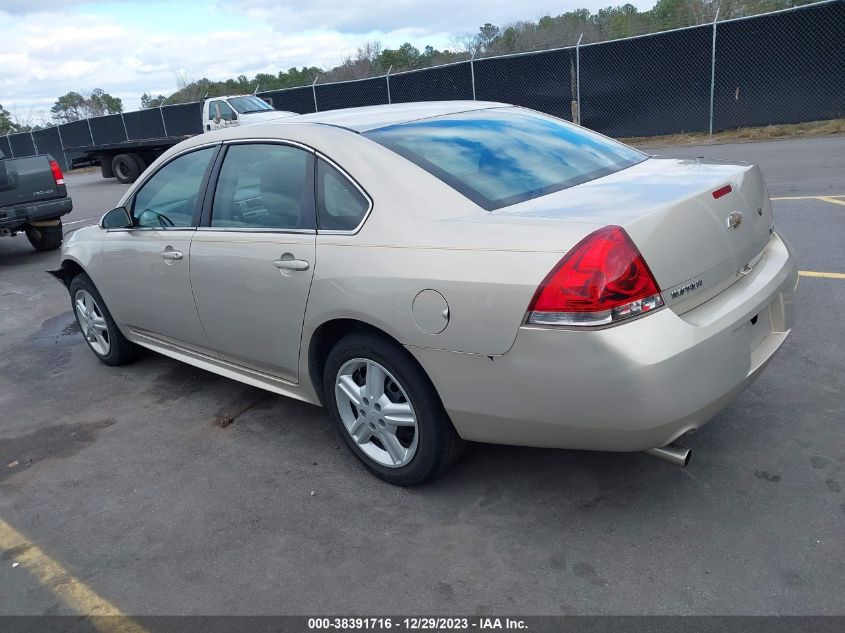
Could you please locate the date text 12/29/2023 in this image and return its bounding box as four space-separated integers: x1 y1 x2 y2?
307 617 528 630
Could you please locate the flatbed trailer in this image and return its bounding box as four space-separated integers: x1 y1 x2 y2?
69 136 192 183
0 101 204 184
1 92 311 184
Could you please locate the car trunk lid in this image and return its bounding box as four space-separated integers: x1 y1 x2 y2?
494 157 774 314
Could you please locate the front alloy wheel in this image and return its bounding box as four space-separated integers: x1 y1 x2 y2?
68 272 140 366
335 358 419 468
74 289 110 356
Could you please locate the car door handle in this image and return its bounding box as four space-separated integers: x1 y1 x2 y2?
273 257 309 271
159 249 183 261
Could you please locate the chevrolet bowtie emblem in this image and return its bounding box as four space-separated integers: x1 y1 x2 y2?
726 211 743 229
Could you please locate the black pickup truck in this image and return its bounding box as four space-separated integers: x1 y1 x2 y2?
0 148 73 251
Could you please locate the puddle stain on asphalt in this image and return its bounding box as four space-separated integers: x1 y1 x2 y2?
0 419 115 482
143 364 213 404
755 470 782 483
28 312 82 348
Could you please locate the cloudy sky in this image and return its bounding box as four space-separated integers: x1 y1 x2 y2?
0 0 657 122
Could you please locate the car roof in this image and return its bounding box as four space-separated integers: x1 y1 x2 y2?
277 101 511 133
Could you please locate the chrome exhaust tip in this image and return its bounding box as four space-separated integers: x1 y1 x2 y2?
645 443 691 467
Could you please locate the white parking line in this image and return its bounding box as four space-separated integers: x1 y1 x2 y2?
64 217 100 226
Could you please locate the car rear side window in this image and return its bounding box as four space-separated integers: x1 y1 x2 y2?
211 143 315 230
132 146 215 228
316 159 369 231
363 108 646 211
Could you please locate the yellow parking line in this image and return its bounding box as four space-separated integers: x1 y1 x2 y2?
771 195 845 202
0 518 148 633
818 196 845 207
799 270 845 279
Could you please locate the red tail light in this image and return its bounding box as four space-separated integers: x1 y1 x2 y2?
49 159 65 186
712 184 732 199
527 225 664 327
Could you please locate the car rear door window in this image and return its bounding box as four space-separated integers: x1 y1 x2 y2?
210 143 315 230
131 146 215 228
363 108 646 211
316 159 369 231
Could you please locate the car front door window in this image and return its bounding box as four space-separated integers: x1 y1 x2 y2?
131 147 216 228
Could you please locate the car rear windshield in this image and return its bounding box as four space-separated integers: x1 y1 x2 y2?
363 108 646 210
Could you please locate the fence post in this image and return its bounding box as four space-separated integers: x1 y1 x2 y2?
575 33 583 125
709 9 720 140
159 106 169 137
55 120 69 169
470 52 477 100
85 117 95 146
385 65 393 104
120 113 129 141
312 75 320 112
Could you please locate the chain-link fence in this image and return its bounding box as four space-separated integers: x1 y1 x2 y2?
2 1 842 170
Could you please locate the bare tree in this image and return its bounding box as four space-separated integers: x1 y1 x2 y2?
449 34 479 56
11 105 38 131
174 69 204 103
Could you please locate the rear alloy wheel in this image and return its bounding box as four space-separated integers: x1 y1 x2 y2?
324 333 464 485
69 273 140 366
336 358 419 468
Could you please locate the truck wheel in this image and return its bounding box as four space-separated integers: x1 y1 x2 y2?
69 273 140 366
25 221 63 251
100 159 114 179
111 153 142 184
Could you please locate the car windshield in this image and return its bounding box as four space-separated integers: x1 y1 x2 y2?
364 108 647 210
227 96 274 114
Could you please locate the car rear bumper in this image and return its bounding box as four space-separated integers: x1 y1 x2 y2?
409 231 798 452
0 197 73 230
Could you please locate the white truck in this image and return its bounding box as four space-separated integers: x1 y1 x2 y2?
80 95 297 184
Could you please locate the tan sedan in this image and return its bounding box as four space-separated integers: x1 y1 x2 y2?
51 102 798 485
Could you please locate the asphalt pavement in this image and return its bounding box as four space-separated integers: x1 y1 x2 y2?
0 135 843 617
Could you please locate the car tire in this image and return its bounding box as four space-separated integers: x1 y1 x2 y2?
24 221 63 251
324 332 464 485
69 273 141 366
111 153 142 184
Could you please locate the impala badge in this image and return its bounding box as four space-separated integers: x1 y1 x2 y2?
726 211 743 229
671 279 703 299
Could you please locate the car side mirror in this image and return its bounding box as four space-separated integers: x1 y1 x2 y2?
102 206 132 229
230 111 238 121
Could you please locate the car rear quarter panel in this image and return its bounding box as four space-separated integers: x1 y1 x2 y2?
408 231 797 451
295 127 600 357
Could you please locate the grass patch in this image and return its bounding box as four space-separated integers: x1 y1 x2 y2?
624 118 845 148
